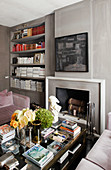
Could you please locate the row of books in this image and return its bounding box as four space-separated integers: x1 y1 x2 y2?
12 42 45 52
13 24 45 40
15 67 45 77
14 53 45 64
11 78 45 92
0 124 15 145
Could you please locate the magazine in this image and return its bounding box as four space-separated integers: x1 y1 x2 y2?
47 141 64 154
62 120 77 129
23 144 54 168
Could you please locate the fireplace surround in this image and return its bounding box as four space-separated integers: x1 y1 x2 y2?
46 76 105 134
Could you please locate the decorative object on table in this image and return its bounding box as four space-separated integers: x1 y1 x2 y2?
0 124 15 145
10 108 36 144
22 144 54 168
26 126 35 148
49 130 68 143
35 108 54 129
10 108 36 129
55 32 88 72
20 126 27 146
31 120 41 144
49 96 61 123
47 141 64 154
87 102 96 138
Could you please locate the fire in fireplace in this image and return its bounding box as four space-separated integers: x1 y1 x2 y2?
56 87 89 120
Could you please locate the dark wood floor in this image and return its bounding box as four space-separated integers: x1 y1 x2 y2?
68 135 98 170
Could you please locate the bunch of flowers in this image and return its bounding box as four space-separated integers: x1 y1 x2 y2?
10 108 36 129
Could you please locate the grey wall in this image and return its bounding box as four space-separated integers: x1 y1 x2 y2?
54 0 111 125
0 25 10 91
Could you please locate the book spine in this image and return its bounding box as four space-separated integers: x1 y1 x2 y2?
60 125 80 133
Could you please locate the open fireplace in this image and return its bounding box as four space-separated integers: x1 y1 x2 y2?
46 76 105 134
56 87 89 120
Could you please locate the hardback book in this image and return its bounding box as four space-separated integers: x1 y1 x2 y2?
0 124 15 140
62 120 77 129
47 141 64 154
23 144 54 168
41 127 55 138
60 126 81 137
52 120 62 129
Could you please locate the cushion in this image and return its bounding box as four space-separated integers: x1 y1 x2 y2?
86 129 111 170
76 158 103 170
0 89 8 94
0 91 13 106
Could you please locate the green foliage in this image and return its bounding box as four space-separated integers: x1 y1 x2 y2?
35 108 54 129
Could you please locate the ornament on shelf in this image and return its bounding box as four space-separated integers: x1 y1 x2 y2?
49 96 62 123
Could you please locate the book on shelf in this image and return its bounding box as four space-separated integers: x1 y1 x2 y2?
47 141 64 154
41 127 55 138
22 144 54 168
62 120 77 129
0 124 15 140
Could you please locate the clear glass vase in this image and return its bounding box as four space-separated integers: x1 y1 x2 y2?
20 126 26 146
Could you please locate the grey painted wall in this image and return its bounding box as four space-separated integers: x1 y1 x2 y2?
0 25 10 91
54 0 110 125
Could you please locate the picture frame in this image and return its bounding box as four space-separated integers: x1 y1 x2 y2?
55 32 88 72
34 53 41 64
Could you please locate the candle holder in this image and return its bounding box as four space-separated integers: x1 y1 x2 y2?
26 126 35 148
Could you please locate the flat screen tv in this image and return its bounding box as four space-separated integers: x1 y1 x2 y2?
55 32 88 72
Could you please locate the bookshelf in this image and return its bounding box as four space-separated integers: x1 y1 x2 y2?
9 15 55 107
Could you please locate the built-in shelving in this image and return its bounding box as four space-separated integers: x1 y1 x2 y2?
10 15 54 107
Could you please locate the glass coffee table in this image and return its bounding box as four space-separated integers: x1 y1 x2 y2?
0 128 86 170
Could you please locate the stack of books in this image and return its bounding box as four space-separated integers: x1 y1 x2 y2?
23 144 54 169
60 120 81 138
0 124 15 145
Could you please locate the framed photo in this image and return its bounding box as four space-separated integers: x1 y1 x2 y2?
55 32 88 72
34 53 41 64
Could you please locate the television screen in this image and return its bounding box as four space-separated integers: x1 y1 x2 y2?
55 32 88 72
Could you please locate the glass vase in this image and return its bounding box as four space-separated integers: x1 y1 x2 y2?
31 120 41 144
20 126 26 146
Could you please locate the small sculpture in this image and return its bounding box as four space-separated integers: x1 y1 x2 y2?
49 96 62 123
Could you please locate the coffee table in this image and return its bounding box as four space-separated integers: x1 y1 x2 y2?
0 128 86 170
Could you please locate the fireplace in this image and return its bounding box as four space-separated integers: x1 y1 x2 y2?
46 76 105 134
56 87 89 119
